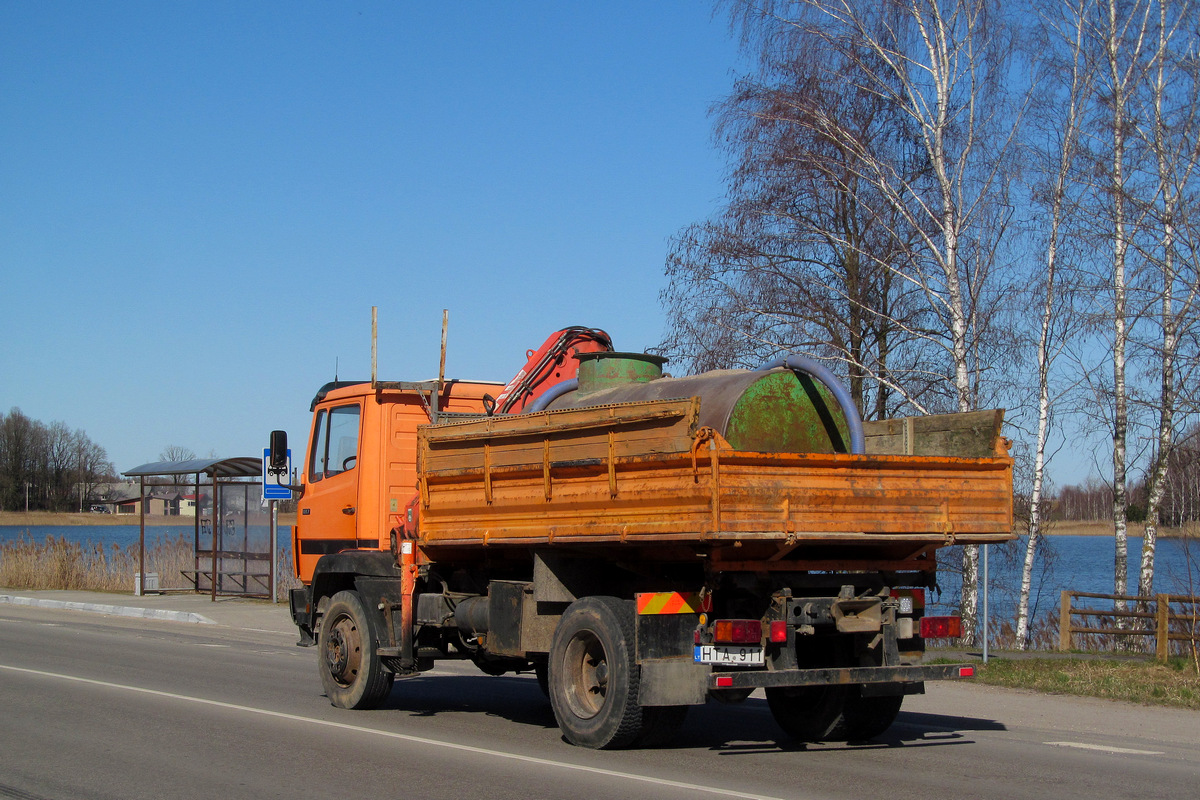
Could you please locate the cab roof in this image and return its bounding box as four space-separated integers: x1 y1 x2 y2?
310 379 504 410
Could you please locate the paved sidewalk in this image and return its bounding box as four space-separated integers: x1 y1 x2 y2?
0 589 297 634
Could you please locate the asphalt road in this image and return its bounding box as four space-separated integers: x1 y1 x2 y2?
1 601 1197 800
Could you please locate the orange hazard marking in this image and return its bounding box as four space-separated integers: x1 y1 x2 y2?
636 592 709 615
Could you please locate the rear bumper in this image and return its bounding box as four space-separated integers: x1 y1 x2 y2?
709 662 974 690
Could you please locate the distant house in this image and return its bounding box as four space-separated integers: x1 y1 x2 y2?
113 496 165 515
177 493 201 517
111 490 187 516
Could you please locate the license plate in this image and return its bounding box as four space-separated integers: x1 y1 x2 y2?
693 644 764 666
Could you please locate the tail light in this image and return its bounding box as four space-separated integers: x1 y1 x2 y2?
895 588 925 614
713 619 762 644
769 620 789 643
919 616 963 639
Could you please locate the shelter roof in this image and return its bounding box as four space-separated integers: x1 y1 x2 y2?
123 457 261 479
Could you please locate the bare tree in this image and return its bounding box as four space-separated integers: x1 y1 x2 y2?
739 0 1021 645
0 408 114 511
1091 0 1158 611
159 445 198 487
0 409 38 511
661 21 938 418
1014 0 1094 649
159 445 197 462
1132 0 1200 606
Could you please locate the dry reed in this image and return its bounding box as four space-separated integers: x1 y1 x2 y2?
0 533 302 593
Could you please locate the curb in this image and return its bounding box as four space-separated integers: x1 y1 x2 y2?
0 594 216 625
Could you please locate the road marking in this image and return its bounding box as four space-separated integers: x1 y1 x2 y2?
1045 741 1164 756
0 663 791 800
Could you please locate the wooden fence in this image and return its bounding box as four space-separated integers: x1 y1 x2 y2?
1059 591 1200 660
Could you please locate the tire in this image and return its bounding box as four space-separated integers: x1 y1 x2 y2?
767 684 903 742
829 690 903 741
548 596 644 749
318 590 394 710
765 685 849 742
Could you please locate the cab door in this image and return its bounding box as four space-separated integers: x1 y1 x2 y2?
296 401 363 580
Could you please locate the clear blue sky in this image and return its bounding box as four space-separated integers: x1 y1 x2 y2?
1 2 745 474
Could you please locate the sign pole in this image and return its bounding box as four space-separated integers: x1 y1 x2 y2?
269 499 278 604
263 447 292 604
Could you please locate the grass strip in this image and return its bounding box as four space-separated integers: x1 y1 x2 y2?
974 657 1200 710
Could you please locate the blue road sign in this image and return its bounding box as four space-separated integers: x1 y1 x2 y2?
262 448 292 500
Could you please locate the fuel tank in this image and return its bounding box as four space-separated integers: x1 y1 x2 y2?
546 352 854 455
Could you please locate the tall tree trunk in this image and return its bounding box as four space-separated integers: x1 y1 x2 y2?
1016 0 1091 649
1016 246 1058 648
1137 0 1200 608
1105 0 1135 614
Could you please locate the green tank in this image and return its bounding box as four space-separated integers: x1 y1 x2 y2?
550 352 854 455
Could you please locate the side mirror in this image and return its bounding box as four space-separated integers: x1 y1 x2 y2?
268 430 288 474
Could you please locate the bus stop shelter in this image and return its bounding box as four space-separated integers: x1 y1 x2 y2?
122 456 278 601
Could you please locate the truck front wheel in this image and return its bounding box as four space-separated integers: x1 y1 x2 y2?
548 597 643 749
318 590 394 710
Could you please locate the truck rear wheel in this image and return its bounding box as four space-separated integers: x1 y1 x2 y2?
829 689 903 741
548 596 643 749
766 685 903 742
318 590 394 710
765 685 848 741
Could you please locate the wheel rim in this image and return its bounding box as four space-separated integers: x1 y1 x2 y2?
324 612 363 688
561 629 608 719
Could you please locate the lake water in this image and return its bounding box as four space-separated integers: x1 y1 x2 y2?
929 535 1199 623
0 524 292 551
2 525 1196 620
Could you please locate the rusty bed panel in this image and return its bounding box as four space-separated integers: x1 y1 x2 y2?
415 402 1014 553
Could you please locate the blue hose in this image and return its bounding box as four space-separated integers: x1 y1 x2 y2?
755 355 865 455
526 379 579 413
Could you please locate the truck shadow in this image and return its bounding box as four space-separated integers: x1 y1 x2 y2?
668 700 1005 753
375 672 559 730
364 673 1006 752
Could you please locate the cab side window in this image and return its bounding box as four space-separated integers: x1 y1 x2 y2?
308 404 361 481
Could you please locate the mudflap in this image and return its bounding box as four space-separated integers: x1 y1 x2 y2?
638 658 710 706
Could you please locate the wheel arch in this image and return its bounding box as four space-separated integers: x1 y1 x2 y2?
302 550 402 636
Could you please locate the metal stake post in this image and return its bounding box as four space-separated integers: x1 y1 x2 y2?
136 476 145 596
982 544 989 664
269 499 278 604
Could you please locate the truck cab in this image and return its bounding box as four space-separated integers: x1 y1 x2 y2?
294 379 500 583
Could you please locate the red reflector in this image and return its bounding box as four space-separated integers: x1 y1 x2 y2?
910 588 925 606
769 620 788 643
920 615 963 639
714 619 762 644
715 676 734 688
959 666 975 678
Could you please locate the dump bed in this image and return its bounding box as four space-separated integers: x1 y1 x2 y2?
415 399 1013 568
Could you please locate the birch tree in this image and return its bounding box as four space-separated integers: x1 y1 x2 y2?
660 19 938 417
1133 0 1200 605
1015 0 1093 648
731 0 1020 645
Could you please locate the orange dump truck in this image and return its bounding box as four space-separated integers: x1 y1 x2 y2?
273 335 1013 749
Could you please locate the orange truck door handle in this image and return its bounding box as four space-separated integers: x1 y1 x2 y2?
342 507 356 515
